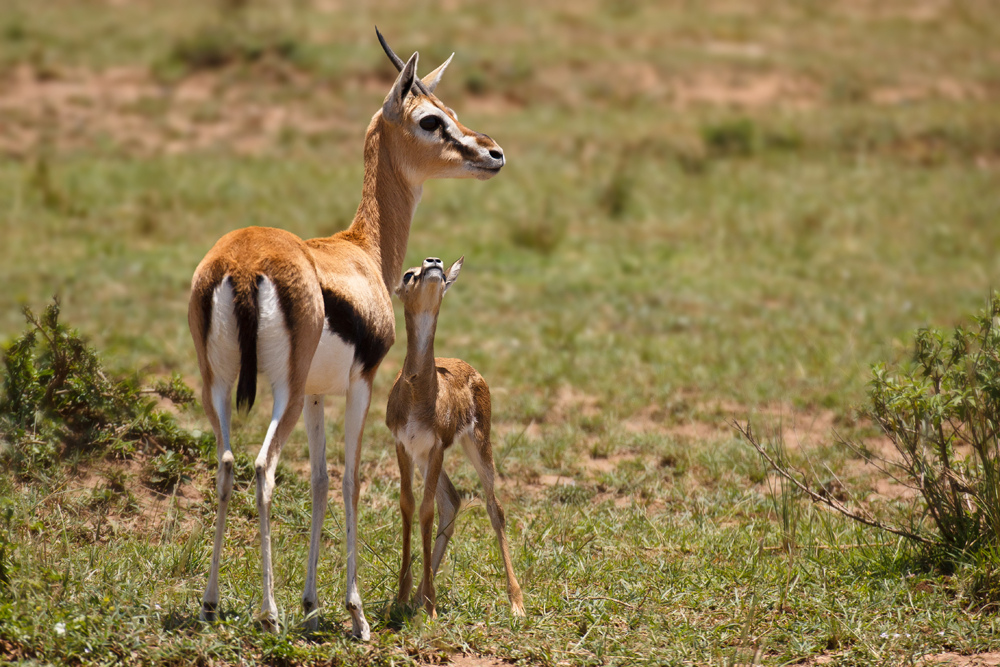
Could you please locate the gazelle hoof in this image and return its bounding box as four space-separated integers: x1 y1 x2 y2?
511 601 526 617
351 616 371 641
200 602 218 623
347 602 371 641
260 615 279 633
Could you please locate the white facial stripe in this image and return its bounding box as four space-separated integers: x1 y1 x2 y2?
413 100 479 153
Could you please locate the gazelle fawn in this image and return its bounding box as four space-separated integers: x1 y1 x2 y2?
386 257 525 618
187 31 505 639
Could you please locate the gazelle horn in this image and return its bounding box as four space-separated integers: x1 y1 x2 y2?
375 26 432 97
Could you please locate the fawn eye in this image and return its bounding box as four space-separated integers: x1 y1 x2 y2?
403 272 414 284
419 116 441 132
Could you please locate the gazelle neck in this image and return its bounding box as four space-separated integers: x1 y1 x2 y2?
346 113 423 289
401 308 440 402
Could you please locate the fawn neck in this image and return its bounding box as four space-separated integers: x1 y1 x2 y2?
342 114 422 290
401 306 441 405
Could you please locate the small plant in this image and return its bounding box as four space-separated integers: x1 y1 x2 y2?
509 196 567 255
701 118 756 158
0 299 207 479
145 450 194 492
598 149 636 219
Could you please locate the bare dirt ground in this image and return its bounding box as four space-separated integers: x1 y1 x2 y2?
1 57 987 158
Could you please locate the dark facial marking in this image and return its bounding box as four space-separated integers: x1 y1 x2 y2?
439 125 480 161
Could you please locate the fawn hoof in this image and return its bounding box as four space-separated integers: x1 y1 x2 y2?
511 601 526 617
200 602 218 623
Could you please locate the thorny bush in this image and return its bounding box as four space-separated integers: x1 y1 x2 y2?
0 299 209 479
740 292 1000 604
868 292 1000 554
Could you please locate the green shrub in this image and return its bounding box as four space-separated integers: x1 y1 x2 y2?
145 450 195 492
0 300 209 479
868 292 1000 554
742 292 1000 567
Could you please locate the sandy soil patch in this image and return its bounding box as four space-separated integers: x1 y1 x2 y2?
672 71 820 110
0 64 350 157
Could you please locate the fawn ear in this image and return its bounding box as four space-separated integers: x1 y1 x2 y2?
443 256 464 294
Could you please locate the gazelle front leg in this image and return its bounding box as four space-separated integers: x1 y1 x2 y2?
202 380 235 622
343 377 372 640
302 394 328 629
396 442 415 604
415 442 445 618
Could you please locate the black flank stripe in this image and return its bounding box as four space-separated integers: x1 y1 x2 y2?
321 289 392 374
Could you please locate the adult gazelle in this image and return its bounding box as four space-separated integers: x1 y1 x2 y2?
187 30 505 639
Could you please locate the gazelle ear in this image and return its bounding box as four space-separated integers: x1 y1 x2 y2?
421 53 453 93
383 52 418 122
443 256 464 294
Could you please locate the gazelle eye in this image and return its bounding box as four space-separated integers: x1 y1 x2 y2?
403 272 414 284
419 116 441 131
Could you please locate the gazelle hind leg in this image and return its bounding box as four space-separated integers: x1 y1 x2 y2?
302 394 327 629
460 433 525 616
395 442 415 605
253 276 314 632
343 377 372 640
202 378 236 622
200 278 240 622
430 471 461 575
254 385 303 631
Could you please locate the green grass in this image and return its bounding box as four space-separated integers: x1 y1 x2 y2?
2 0 1000 664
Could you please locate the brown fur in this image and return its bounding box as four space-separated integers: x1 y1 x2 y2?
386 259 525 618
187 46 506 637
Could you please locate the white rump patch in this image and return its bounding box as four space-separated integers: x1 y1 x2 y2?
207 278 240 390
256 277 291 393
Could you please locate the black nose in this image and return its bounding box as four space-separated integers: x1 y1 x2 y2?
489 149 503 160
425 257 442 264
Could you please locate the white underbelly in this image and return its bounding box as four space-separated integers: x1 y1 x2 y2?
304 328 355 396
